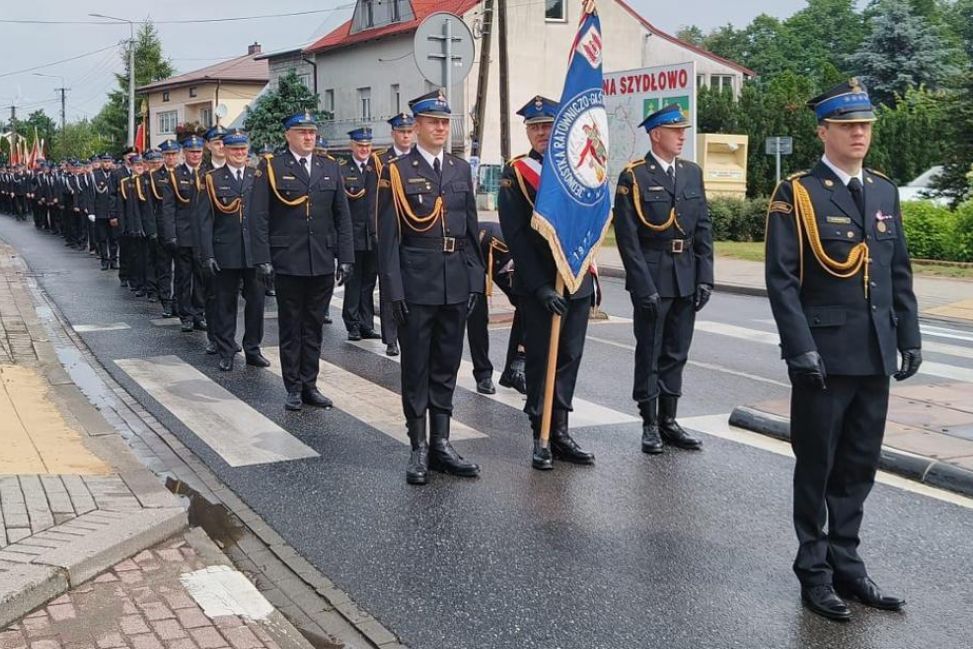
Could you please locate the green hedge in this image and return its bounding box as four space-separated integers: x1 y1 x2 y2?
708 196 769 242
901 201 973 262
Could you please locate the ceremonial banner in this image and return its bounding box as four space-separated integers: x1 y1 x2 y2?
531 0 612 294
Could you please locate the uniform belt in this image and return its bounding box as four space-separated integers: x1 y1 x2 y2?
640 237 693 253
402 236 466 253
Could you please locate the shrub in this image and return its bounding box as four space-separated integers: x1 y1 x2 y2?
950 201 973 262
900 201 955 260
707 195 769 242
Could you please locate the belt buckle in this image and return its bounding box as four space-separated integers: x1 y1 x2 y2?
671 239 684 254
443 236 456 253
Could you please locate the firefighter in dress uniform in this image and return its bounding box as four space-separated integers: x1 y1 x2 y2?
613 104 714 455
764 79 920 621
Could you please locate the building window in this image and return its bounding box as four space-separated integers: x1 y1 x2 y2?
189 86 197 98
364 0 375 27
712 74 734 92
391 0 401 22
545 0 565 21
696 74 705 89
391 84 400 114
158 110 177 134
358 87 372 121
200 106 213 127
297 73 311 89
324 89 334 112
162 91 170 102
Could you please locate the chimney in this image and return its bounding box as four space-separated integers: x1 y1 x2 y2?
248 42 262 55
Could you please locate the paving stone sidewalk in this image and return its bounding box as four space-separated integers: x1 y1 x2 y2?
1 530 309 649
0 244 185 626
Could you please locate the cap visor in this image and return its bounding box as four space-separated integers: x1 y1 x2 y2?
823 111 877 123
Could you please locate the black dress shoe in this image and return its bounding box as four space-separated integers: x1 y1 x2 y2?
532 440 553 470
284 392 302 411
385 342 399 356
347 329 361 341
360 330 382 340
193 319 208 332
498 368 527 394
802 585 851 621
245 352 271 368
322 314 332 324
835 577 905 611
235 343 242 353
218 357 234 372
639 399 663 454
659 396 702 450
301 388 333 408
476 377 496 395
550 411 595 465
428 414 479 477
180 320 194 333
204 341 218 355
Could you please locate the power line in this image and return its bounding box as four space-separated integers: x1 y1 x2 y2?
0 4 357 26
0 44 120 80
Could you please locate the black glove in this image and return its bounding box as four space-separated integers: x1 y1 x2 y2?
166 238 178 252
893 348 922 381
694 284 712 312
637 292 660 316
466 293 478 317
203 258 221 277
149 233 158 241
535 284 567 316
256 262 274 289
786 351 827 390
392 299 410 326
335 263 353 287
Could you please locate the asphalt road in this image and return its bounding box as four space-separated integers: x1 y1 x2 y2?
3 216 973 649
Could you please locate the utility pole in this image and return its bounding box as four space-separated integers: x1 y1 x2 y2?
56 87 70 133
89 13 136 146
497 0 510 162
472 0 495 154
9 106 16 159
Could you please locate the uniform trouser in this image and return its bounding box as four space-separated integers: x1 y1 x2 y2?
95 220 118 263
13 196 26 219
274 273 334 394
88 219 97 251
398 301 466 419
118 235 131 280
32 202 44 229
197 259 217 342
631 295 696 404
174 247 204 321
468 293 524 381
130 237 153 291
790 374 889 587
378 271 397 345
521 294 589 418
341 248 378 334
213 268 265 360
153 241 174 303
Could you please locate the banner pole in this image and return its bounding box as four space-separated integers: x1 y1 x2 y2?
539 275 565 445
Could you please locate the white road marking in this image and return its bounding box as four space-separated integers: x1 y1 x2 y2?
181 565 274 620
115 356 319 467
682 414 973 511
329 291 638 427
696 320 973 382
345 336 639 427
585 334 790 388
73 323 131 332
150 317 181 327
921 324 973 343
260 348 486 444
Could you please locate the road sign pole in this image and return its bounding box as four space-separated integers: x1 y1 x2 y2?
776 140 781 185
445 17 453 152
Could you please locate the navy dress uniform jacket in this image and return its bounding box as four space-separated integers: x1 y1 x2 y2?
341 158 375 251
613 156 714 299
149 168 176 242
765 161 921 376
168 164 203 249
91 169 113 220
376 148 485 306
250 152 354 277
199 166 257 270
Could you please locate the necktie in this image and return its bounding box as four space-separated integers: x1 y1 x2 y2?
433 157 441 178
236 168 243 184
666 165 675 185
848 177 865 216
299 157 308 176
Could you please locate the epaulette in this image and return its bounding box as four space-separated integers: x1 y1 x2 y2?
509 154 527 163
624 159 646 172
338 158 347 166
866 168 894 185
261 152 274 159
787 170 809 181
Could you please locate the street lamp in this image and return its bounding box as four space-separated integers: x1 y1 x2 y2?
90 13 136 147
33 72 67 133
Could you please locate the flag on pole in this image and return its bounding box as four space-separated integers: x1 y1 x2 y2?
530 0 612 294
135 122 146 154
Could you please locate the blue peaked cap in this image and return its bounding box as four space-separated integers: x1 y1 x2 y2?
283 111 317 129
347 127 373 142
808 78 876 123
639 104 691 132
516 96 558 124
409 89 450 117
222 129 249 147
388 113 415 130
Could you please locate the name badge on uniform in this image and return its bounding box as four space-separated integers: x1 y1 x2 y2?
649 186 666 191
826 216 851 224
407 178 426 184
282 175 296 180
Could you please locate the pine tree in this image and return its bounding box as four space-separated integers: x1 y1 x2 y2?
243 71 330 151
848 0 960 106
932 69 973 205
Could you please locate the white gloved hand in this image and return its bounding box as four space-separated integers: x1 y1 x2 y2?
88 214 96 222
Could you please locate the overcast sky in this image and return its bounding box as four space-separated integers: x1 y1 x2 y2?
0 0 819 124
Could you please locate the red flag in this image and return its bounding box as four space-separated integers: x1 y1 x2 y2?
135 122 146 154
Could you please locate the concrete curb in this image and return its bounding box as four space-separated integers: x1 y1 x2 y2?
728 406 973 498
0 565 68 629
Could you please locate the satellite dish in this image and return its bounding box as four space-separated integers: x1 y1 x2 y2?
215 104 228 119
